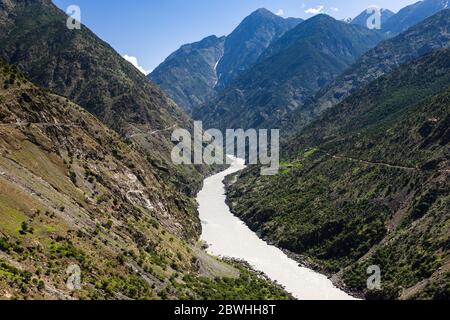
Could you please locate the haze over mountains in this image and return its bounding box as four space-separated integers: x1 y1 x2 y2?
149 35 226 112
214 8 303 91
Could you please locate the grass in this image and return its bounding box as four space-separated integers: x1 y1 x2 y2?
0 201 29 235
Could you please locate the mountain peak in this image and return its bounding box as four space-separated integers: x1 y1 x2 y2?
306 14 337 24
251 8 276 17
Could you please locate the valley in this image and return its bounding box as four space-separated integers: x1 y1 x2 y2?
0 0 449 302
198 156 355 300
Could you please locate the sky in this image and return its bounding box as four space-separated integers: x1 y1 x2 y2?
53 0 419 74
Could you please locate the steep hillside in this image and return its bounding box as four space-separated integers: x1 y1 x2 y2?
215 8 302 90
149 35 225 111
226 49 450 299
383 0 449 34
0 0 205 195
304 9 450 129
195 15 385 131
0 61 290 300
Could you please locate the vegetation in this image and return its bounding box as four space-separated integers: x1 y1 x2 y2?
194 14 385 131
227 49 450 299
0 55 290 300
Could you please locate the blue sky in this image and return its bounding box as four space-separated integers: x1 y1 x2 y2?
53 0 418 73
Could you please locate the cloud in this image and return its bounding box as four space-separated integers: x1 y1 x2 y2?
305 5 325 15
276 9 284 16
330 7 339 12
123 54 150 75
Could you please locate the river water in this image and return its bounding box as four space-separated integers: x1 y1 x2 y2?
197 156 355 300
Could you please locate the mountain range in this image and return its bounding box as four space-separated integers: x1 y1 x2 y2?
153 0 450 129
227 47 450 300
0 0 290 300
214 8 303 91
383 0 450 34
149 0 450 300
295 9 450 131
351 8 395 28
194 14 385 131
149 8 302 111
0 0 449 301
149 35 225 112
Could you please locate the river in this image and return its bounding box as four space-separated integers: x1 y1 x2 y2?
197 156 356 300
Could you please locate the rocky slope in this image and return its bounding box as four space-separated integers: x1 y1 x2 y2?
195 14 385 131
0 0 205 196
215 8 302 91
226 49 450 300
0 60 291 300
383 0 450 34
149 35 225 112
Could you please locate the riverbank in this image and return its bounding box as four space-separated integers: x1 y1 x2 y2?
197 156 356 300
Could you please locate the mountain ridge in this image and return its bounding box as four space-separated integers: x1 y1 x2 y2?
383 0 450 34
215 8 303 91
288 9 450 134
149 8 302 112
0 59 291 300
351 8 395 28
195 14 385 131
0 0 208 197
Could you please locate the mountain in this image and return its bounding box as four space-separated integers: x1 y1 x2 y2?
0 0 205 196
194 15 385 131
149 8 302 111
226 48 450 300
0 60 291 300
309 10 450 121
215 8 303 90
149 35 225 111
351 8 394 28
383 0 449 34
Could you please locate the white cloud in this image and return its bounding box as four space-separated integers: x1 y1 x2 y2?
305 5 325 15
276 9 284 16
330 7 339 12
123 54 150 75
